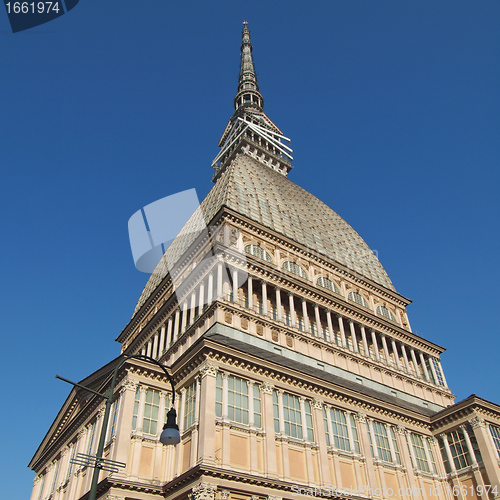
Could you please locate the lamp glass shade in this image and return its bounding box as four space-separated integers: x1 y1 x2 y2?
160 427 180 445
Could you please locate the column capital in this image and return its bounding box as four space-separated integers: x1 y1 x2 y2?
260 381 274 394
312 398 323 410
199 360 218 378
427 436 438 446
395 425 407 435
189 482 218 500
354 412 367 423
348 318 354 325
220 490 230 500
469 416 486 429
336 313 343 319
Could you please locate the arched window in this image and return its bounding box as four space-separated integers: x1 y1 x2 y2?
244 244 273 263
316 277 340 294
376 306 396 322
348 291 370 308
282 261 308 279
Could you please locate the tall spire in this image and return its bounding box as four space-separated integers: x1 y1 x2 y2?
234 21 264 110
212 22 293 180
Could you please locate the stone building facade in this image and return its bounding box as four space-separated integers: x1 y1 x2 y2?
29 23 500 500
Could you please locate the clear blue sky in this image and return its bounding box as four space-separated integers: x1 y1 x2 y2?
1 1 499 497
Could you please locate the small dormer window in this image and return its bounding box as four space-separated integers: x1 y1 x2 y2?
376 306 396 322
317 277 340 294
348 291 370 308
282 261 308 279
245 244 273 263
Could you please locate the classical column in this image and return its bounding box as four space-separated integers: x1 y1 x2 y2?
288 293 296 327
133 386 146 433
178 388 187 434
459 425 477 466
299 397 308 440
173 308 180 342
367 418 379 459
198 361 218 464
419 352 431 381
198 282 205 316
370 329 380 361
387 424 398 463
248 381 255 427
222 373 229 420
207 272 214 305
391 338 402 370
381 334 391 365
312 399 332 484
152 332 159 359
428 357 440 385
355 413 378 489
301 298 310 333
314 304 323 339
422 437 436 474
337 315 347 348
248 276 253 309
159 324 166 355
440 433 457 473
401 343 411 374
189 290 197 324
326 310 334 343
275 287 282 321
112 380 138 465
345 411 356 453
406 430 418 469
141 345 146 356
217 261 223 298
165 317 173 348
410 348 421 377
437 359 449 388
146 339 152 357
360 325 369 356
469 416 500 494
277 390 285 434
260 382 278 478
262 281 268 315
181 300 188 332
349 320 359 353
395 426 419 492
232 268 239 303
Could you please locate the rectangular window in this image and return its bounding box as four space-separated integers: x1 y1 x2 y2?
86 423 95 455
430 358 445 387
37 475 45 500
367 420 399 464
228 375 249 424
330 408 351 451
107 396 120 442
490 425 500 458
282 392 303 439
67 443 77 480
50 459 60 493
184 381 197 429
305 400 314 442
411 433 431 472
446 430 471 471
143 389 160 435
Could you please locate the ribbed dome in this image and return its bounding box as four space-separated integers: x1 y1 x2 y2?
134 155 394 316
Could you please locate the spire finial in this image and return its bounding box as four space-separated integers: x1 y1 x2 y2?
235 22 264 110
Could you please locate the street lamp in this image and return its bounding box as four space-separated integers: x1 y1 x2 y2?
56 354 180 500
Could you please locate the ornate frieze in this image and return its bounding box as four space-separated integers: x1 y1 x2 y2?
190 482 218 500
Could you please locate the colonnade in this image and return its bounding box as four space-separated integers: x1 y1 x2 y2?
139 265 447 390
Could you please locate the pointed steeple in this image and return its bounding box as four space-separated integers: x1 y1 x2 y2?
212 22 293 180
234 21 264 111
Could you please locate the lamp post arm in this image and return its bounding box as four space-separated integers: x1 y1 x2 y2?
83 354 175 500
